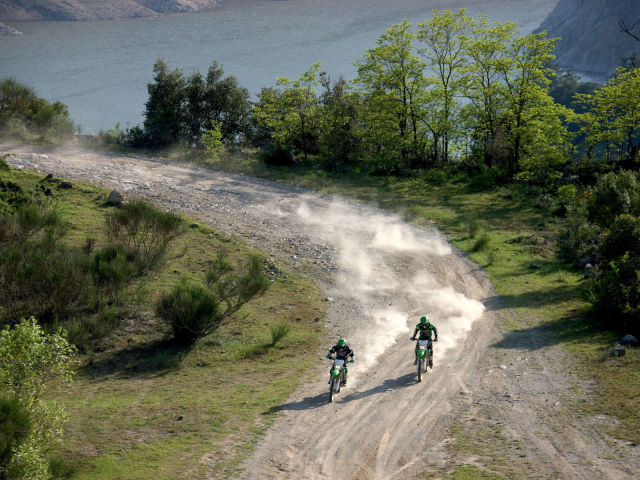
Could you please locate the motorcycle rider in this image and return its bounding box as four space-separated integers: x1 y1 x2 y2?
326 338 355 386
410 316 438 368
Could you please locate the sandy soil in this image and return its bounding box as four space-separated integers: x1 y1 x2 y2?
2 144 640 479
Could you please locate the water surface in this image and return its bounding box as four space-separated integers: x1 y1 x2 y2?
0 0 558 132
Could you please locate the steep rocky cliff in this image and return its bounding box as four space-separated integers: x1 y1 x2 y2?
0 0 221 21
535 0 640 76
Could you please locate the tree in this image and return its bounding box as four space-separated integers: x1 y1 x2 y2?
184 71 207 147
203 61 251 143
0 318 76 480
354 20 428 169
252 63 323 161
417 8 475 162
317 74 363 166
574 67 640 161
143 59 186 147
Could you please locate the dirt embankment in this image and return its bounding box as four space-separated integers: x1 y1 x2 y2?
2 144 640 479
0 0 221 22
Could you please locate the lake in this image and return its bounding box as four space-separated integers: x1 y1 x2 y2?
0 0 558 133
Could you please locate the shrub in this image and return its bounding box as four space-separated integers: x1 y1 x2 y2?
0 318 76 480
0 396 31 475
105 199 185 272
588 171 640 228
472 232 491 252
582 215 640 329
158 253 270 345
270 321 290 346
0 154 10 171
466 215 480 239
556 205 600 265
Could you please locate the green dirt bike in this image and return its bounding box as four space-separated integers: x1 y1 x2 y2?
411 337 436 382
327 357 346 402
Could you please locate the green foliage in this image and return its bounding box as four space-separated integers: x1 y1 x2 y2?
556 204 600 265
466 214 480 239
270 321 291 346
157 253 270 345
557 184 577 206
588 171 640 228
104 198 185 272
0 318 76 480
472 232 491 252
201 121 224 153
574 67 640 161
0 78 76 144
0 396 31 477
0 154 10 171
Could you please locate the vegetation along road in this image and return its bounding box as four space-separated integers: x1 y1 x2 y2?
3 144 640 479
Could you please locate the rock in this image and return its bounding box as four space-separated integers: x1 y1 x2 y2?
106 190 124 206
44 188 53 196
499 365 507 370
577 257 593 269
503 393 512 398
584 264 596 279
529 263 541 269
611 343 626 357
621 334 639 346
190 223 199 228
42 173 54 182
60 181 73 189
0 22 23 36
176 415 184 421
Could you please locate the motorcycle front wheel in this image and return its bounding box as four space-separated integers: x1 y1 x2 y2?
329 378 336 402
417 359 423 382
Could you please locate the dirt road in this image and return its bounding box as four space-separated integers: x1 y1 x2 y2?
3 144 640 479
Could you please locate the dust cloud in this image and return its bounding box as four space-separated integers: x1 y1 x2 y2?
295 200 485 383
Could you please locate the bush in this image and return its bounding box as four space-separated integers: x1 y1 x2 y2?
466 215 480 239
582 215 640 329
588 171 640 228
472 232 491 252
157 253 270 345
0 396 31 475
270 321 290 346
0 318 76 480
556 205 601 265
105 199 185 273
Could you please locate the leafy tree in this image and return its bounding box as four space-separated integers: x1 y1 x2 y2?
417 8 475 162
184 71 207 147
317 75 363 166
253 63 323 161
574 67 640 161
0 318 76 480
203 61 251 143
587 171 640 228
200 121 224 154
354 20 428 169
143 59 186 147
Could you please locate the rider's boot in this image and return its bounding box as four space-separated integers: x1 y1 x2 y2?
413 357 417 365
341 375 347 386
428 355 433 368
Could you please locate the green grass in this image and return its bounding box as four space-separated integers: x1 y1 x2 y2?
0 166 327 479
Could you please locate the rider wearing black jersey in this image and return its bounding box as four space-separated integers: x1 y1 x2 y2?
410 316 438 367
326 338 355 386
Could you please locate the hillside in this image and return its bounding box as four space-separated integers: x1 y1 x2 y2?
535 0 640 76
0 0 221 21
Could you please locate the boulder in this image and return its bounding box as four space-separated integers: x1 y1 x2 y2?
60 181 73 189
42 173 54 182
584 264 595 279
621 334 639 346
610 343 626 357
106 190 124 206
577 257 593 269
529 263 541 269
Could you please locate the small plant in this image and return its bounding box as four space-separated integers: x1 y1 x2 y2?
0 153 11 170
201 121 224 154
485 248 497 267
472 232 491 252
270 321 291 346
467 214 480 239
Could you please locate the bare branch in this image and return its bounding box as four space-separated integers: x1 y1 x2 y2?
619 18 640 42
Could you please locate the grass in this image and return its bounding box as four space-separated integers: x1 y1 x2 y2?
0 166 327 479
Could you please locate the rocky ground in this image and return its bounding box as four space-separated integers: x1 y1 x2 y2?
0 21 22 34
2 143 640 479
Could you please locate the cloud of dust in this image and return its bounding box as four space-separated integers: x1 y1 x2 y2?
295 200 485 384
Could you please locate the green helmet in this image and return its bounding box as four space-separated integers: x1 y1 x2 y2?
420 316 429 325
338 338 347 347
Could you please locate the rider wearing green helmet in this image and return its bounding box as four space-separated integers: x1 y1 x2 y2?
410 316 438 367
326 338 355 386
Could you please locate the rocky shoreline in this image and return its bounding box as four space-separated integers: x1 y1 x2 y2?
0 0 222 22
0 21 23 35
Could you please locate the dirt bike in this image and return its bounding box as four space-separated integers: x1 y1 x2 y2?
411 337 434 382
328 357 346 402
